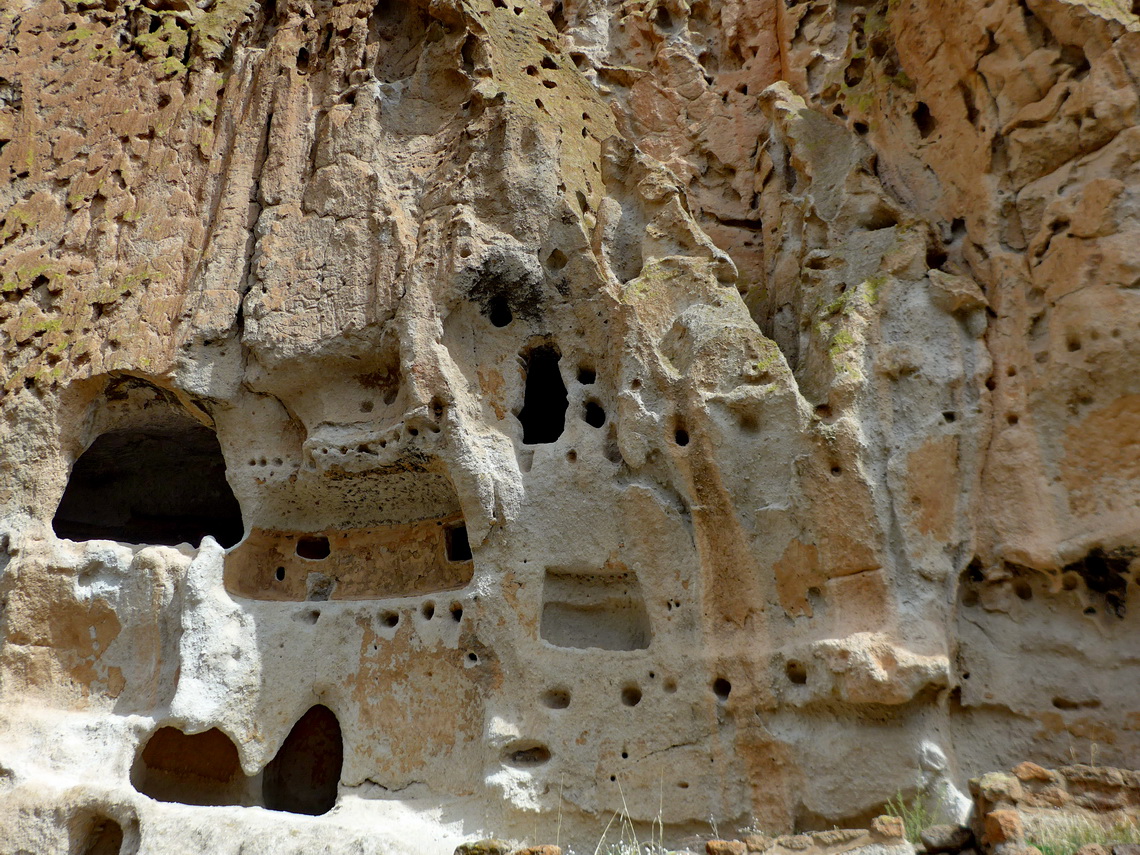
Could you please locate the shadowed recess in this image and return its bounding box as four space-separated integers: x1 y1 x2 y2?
540 568 651 651
75 814 123 855
519 345 568 444
53 420 243 548
131 727 244 806
263 705 343 816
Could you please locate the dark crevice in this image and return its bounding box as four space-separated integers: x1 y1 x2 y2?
445 524 472 561
518 345 568 444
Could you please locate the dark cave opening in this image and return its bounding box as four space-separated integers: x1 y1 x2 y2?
131 726 244 807
518 345 568 444
52 420 244 548
263 705 343 816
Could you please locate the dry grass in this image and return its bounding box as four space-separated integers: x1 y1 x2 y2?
1028 816 1140 855
885 789 946 844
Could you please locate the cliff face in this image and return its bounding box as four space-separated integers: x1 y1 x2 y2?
1 0 1138 851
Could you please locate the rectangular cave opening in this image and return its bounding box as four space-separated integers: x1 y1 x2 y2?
540 567 651 651
445 523 472 562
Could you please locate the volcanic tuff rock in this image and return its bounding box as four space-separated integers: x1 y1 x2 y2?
0 0 1139 851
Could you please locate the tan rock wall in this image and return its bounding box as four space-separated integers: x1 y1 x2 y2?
1 0 1138 852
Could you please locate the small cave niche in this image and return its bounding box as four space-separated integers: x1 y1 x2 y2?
53 419 243 548
263 705 343 816
518 344 568 445
540 568 651 651
785 660 808 685
488 294 513 327
504 740 552 767
446 523 472 561
584 400 606 428
75 813 124 855
131 727 245 806
296 535 331 560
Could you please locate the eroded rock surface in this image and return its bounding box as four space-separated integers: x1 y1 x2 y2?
1 0 1138 852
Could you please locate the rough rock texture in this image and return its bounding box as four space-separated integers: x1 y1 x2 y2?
974 764 1140 849
1 0 1139 851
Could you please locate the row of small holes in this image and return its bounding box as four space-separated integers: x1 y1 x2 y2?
380 602 464 629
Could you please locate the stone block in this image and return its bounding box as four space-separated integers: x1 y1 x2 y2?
920 825 974 854
872 817 906 841
984 811 1024 847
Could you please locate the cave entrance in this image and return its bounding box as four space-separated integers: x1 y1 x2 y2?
519 344 568 444
263 705 343 816
131 726 245 806
52 418 243 548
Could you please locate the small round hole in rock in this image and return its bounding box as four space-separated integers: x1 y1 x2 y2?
275 567 286 582
713 677 732 700
786 660 808 685
488 295 513 327
674 428 689 446
542 688 571 709
381 611 399 628
577 367 595 384
422 602 435 620
296 536 330 560
450 602 464 622
621 685 642 707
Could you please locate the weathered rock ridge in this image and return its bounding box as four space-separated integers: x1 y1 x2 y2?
0 0 1138 851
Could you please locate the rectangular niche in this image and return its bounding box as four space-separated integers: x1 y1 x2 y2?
224 516 473 600
540 568 651 651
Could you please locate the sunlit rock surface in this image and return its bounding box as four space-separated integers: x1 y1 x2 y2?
1 0 1139 851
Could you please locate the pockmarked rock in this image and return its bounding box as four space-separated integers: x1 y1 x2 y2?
2 0 1140 852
